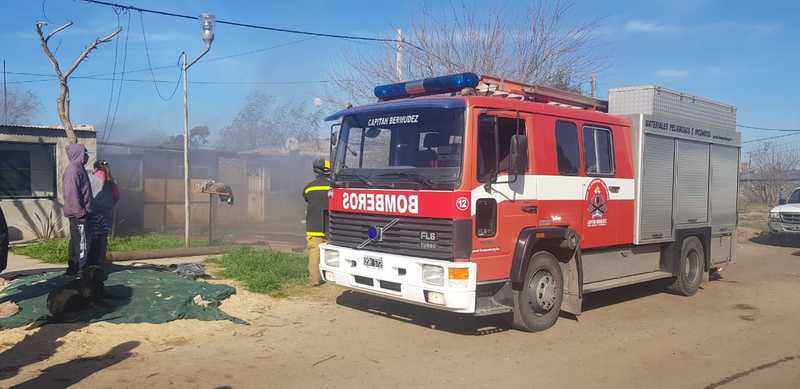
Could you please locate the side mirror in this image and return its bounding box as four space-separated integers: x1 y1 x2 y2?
509 134 528 175
329 123 340 147
329 123 341 165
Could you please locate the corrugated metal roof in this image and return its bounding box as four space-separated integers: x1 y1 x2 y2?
0 123 96 132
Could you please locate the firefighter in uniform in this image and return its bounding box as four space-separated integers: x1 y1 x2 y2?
303 158 331 285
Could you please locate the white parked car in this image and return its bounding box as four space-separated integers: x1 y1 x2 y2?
769 187 800 241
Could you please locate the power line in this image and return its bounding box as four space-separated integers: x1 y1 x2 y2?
737 124 800 132
139 10 181 101
5 70 346 85
40 0 52 24
73 35 315 80
742 132 800 144
101 6 123 142
201 37 316 64
79 0 421 49
105 9 131 142
6 74 343 86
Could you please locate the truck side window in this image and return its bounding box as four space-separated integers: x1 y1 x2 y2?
583 126 614 175
555 121 579 175
477 115 526 182
477 115 497 182
497 117 526 173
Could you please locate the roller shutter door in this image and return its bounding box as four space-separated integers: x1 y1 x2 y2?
710 145 739 232
674 140 709 225
640 134 675 240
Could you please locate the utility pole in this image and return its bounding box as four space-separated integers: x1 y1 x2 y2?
395 29 403 81
182 13 216 247
182 51 191 247
591 74 597 98
3 60 7 124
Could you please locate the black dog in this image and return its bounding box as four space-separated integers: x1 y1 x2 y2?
47 266 108 320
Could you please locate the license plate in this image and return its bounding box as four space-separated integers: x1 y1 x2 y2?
363 256 383 269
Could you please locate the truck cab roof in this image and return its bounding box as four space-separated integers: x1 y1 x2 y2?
325 95 630 128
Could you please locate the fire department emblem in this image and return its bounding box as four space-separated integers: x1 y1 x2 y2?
586 179 609 227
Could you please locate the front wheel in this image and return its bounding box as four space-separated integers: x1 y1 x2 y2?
511 251 563 332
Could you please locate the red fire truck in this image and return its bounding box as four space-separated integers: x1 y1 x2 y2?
319 73 739 332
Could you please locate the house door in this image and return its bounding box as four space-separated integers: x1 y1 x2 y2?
247 167 267 223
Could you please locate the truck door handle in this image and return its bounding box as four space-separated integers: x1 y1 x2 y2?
609 186 620 193
521 205 538 214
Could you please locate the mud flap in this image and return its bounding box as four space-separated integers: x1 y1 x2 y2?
559 260 582 315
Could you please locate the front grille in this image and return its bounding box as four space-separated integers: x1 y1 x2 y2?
329 212 454 260
781 213 800 224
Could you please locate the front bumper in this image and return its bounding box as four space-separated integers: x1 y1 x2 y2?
319 244 477 313
769 221 800 234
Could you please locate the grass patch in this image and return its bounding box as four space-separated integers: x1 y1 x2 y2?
109 234 208 252
208 247 308 297
13 234 209 264
738 202 770 232
13 239 71 264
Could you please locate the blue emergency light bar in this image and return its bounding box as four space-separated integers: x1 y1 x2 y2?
374 72 480 101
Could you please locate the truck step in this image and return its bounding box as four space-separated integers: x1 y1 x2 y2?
583 271 673 294
474 304 512 316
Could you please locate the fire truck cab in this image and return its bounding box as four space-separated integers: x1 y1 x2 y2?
319 73 740 332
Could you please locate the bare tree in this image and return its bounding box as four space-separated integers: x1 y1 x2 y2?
219 91 322 151
2 87 41 124
34 21 122 144
330 0 603 102
744 143 800 205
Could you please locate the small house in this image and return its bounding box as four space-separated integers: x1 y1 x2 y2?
0 124 97 242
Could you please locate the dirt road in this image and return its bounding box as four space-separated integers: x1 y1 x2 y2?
2 239 799 388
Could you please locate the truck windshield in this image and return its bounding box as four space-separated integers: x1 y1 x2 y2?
334 107 464 190
789 189 800 204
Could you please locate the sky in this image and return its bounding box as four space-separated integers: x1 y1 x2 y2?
1 0 799 153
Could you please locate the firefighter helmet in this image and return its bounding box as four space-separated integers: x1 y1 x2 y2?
313 158 331 175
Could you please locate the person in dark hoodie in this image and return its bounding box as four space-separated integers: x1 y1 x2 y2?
62 143 94 276
88 160 119 265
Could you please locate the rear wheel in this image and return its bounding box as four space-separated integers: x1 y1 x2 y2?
511 251 563 332
667 236 704 296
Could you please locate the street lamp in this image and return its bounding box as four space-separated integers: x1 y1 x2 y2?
182 13 215 247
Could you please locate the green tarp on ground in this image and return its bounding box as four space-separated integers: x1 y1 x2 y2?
0 266 243 329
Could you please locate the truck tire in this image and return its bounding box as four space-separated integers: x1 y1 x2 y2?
667 236 704 296
511 251 563 332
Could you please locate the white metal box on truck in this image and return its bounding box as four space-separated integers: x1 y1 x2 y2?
608 86 740 263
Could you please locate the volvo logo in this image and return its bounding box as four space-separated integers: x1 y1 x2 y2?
359 218 400 249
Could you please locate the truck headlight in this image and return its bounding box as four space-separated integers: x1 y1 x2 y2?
324 249 340 267
769 212 781 222
421 264 444 286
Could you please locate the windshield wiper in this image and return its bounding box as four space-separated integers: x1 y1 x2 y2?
377 171 435 187
336 171 374 186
